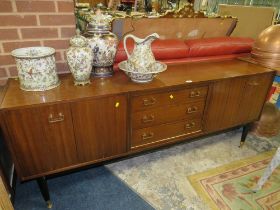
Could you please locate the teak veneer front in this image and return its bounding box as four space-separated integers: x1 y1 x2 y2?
0 60 274 110
0 59 275 206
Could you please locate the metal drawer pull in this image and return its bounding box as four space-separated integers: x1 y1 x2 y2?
48 113 64 123
142 114 155 123
142 132 154 140
143 97 156 106
189 90 201 98
187 106 198 113
248 81 259 86
185 122 196 129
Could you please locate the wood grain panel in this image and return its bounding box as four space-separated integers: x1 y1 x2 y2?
132 100 205 129
237 73 274 123
131 86 207 112
71 94 127 163
4 104 78 178
205 77 247 132
131 118 202 149
205 73 274 133
2 60 274 111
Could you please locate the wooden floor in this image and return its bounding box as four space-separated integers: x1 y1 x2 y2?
0 176 13 210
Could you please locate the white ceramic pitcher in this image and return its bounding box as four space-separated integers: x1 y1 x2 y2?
123 33 159 73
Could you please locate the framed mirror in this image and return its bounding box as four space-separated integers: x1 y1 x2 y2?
75 0 196 13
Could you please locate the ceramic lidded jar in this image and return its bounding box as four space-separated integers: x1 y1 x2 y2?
83 9 118 77
11 47 60 91
66 30 93 86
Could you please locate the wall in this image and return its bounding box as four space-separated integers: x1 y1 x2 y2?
0 0 76 86
218 5 275 39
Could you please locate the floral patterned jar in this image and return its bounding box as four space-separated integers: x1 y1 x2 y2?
11 47 60 91
66 30 93 86
83 9 118 77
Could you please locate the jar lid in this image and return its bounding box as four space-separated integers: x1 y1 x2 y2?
87 9 112 28
70 30 88 47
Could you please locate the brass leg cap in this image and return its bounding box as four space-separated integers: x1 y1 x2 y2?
46 200 53 209
239 141 245 148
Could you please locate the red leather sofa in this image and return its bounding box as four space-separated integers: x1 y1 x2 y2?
114 37 254 68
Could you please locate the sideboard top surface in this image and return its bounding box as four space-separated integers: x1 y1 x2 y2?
0 59 275 110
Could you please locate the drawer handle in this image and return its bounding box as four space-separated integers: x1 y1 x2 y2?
189 90 201 98
143 97 156 106
185 122 196 129
142 132 154 140
248 81 259 86
187 106 198 114
142 114 155 123
48 113 64 123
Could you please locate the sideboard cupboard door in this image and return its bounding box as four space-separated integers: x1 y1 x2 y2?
4 104 78 179
71 95 127 163
237 73 273 123
204 77 246 132
205 72 274 133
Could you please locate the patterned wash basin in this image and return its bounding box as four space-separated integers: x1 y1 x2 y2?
118 61 167 83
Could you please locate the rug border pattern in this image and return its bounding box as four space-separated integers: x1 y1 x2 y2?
188 150 276 210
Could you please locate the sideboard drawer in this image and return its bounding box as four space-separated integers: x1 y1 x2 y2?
132 100 205 129
131 86 208 112
131 118 202 149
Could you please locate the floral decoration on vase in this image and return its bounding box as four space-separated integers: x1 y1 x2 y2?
83 9 118 77
66 29 93 86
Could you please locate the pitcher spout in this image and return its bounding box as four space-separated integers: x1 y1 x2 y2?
143 33 160 45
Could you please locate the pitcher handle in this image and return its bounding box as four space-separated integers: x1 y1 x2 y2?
123 34 135 59
123 34 144 59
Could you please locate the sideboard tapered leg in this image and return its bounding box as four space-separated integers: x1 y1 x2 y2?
36 177 52 209
239 123 251 148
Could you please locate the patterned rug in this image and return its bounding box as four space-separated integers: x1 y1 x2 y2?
107 130 279 210
246 131 280 152
107 130 258 210
188 150 279 210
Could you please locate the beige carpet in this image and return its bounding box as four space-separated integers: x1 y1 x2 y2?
106 130 260 210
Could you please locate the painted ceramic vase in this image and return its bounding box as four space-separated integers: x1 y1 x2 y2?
83 9 118 77
66 31 93 86
11 47 60 91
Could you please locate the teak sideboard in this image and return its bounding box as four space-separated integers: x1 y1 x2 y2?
0 59 275 207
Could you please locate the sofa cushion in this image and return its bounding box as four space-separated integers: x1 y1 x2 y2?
113 54 248 71
185 37 254 57
115 39 189 63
